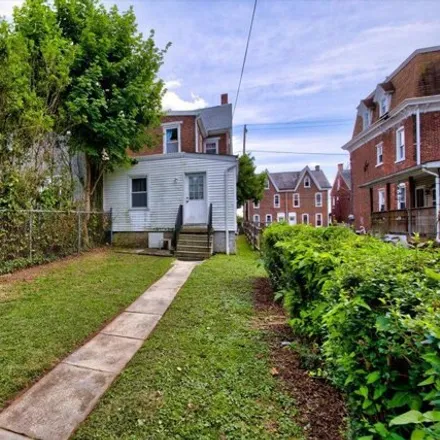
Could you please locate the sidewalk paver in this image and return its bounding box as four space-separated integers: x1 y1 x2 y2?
0 260 198 440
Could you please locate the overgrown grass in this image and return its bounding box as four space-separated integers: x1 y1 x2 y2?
74 237 302 440
0 251 172 409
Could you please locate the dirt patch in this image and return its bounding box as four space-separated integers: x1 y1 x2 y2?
253 277 347 440
0 248 109 285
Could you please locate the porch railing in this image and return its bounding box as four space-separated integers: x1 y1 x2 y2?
371 207 436 237
172 205 183 250
207 203 213 249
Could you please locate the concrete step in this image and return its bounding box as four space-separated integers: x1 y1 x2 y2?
175 251 211 261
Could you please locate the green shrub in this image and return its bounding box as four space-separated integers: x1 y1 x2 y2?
262 225 440 439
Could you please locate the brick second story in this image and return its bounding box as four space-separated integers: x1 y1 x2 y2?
246 165 331 227
130 93 232 158
330 163 352 222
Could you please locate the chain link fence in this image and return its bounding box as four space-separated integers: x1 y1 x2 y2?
0 210 112 274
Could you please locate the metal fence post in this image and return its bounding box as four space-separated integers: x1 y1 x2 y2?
77 211 81 253
29 211 33 260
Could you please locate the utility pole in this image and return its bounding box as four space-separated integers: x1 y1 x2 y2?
243 124 247 155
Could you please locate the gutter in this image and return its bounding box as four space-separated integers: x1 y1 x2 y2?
421 167 440 242
224 163 237 255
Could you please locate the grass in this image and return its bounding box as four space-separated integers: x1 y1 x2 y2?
74 237 303 440
0 251 172 409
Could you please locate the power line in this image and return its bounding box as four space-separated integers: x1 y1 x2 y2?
233 0 258 117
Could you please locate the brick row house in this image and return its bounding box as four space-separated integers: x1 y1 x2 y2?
330 163 352 223
245 165 331 227
342 46 440 240
103 93 238 257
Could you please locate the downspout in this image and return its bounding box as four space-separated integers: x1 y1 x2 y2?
421 167 440 242
195 117 199 152
416 107 421 165
225 163 237 255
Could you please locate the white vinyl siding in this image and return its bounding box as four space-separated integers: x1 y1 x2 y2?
104 154 237 232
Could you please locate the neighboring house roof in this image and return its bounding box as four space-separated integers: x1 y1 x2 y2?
341 169 352 189
268 166 331 191
167 103 232 136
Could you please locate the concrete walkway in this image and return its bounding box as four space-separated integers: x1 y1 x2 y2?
0 261 199 440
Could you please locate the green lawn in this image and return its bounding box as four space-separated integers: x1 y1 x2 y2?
75 237 303 440
0 251 172 409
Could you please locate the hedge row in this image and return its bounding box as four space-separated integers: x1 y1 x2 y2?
262 224 440 440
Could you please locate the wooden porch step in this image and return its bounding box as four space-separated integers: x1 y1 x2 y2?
180 225 208 234
175 250 211 261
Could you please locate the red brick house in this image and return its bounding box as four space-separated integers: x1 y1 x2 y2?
330 163 352 223
342 46 440 240
104 93 238 257
245 165 331 227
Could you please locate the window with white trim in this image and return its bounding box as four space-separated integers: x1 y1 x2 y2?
277 212 286 223
315 192 322 207
376 142 383 165
288 212 297 225
131 177 148 208
163 123 181 154
293 193 300 207
362 110 371 130
397 183 406 210
379 96 389 116
274 194 280 208
253 200 260 209
264 176 270 190
396 127 405 162
304 176 311 188
253 214 260 224
265 214 272 225
315 213 323 227
302 213 309 225
378 189 385 212
204 137 219 154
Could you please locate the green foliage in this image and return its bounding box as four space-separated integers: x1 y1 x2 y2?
237 154 267 208
262 225 440 439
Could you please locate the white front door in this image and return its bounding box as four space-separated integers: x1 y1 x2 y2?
184 173 207 224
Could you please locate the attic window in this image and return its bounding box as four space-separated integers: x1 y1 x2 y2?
162 122 182 154
205 137 219 154
304 176 311 188
379 96 389 117
362 110 372 129
264 178 270 190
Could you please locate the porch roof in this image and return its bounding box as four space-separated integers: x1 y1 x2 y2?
359 161 440 188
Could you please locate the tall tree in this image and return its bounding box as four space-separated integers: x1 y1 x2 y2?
236 154 266 208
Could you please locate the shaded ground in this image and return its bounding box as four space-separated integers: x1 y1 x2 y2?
253 277 347 440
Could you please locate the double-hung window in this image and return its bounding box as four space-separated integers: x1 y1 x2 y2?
163 122 181 154
378 189 385 212
397 183 406 210
253 200 260 209
362 110 371 130
205 137 219 154
266 214 272 225
396 127 405 162
380 96 389 116
264 177 270 190
315 192 322 207
302 213 309 225
293 193 300 207
376 142 383 166
253 214 260 224
274 194 280 208
315 213 323 227
131 177 148 208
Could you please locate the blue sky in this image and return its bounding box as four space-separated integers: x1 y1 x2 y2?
2 0 440 183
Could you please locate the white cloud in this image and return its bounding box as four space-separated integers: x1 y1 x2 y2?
0 0 22 18
164 79 182 90
162 90 207 111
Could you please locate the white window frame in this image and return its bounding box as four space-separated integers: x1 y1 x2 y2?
162 121 182 154
397 183 406 210
253 214 260 224
362 110 371 130
288 212 297 225
277 212 286 223
264 177 270 190
315 192 322 207
293 193 300 207
204 137 220 154
379 95 390 117
253 200 260 209
265 214 272 225
378 188 386 212
304 176 311 188
315 213 323 227
302 213 309 225
274 194 280 208
129 176 148 209
395 127 405 162
376 142 384 166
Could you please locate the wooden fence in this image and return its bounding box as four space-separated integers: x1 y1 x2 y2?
242 221 265 251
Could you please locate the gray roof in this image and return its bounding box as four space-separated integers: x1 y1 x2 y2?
199 104 232 133
341 169 352 189
269 166 331 191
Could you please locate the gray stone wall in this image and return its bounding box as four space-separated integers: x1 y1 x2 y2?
213 231 236 254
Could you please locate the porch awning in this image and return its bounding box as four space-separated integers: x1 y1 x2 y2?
359 161 440 188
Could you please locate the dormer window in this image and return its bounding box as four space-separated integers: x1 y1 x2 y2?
264 177 270 190
379 96 389 116
204 137 219 154
362 110 372 129
162 122 182 154
304 176 311 188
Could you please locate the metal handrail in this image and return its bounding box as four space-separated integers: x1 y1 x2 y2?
172 205 183 251
207 203 213 249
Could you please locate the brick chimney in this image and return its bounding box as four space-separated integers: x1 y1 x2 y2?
315 165 320 171
221 93 228 105
337 163 343 172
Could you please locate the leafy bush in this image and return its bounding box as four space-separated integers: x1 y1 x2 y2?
262 225 440 439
